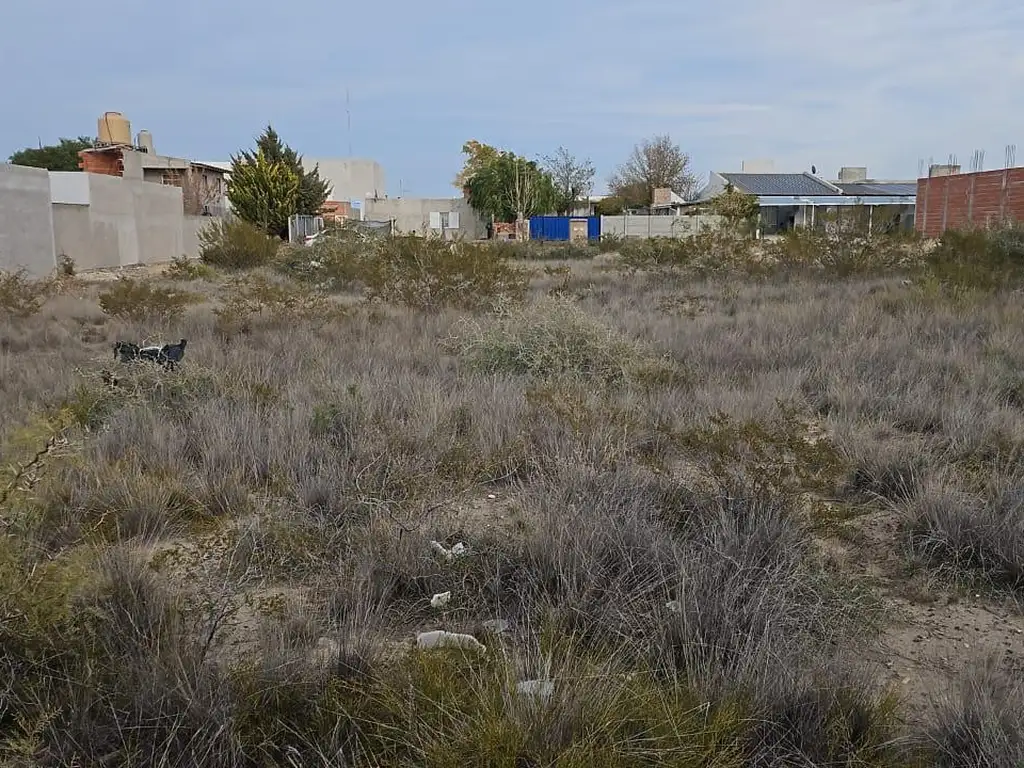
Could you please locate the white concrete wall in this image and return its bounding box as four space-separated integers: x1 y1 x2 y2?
600 214 725 239
49 171 91 205
183 216 216 258
46 172 211 272
363 196 487 239
0 164 56 276
305 158 386 202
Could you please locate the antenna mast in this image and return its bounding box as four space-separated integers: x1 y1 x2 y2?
346 89 352 157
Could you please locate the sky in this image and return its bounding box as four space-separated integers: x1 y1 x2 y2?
4 0 1024 197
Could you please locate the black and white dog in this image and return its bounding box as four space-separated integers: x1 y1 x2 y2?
113 338 188 371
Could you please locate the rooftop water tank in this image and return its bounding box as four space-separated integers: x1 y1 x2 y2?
97 112 131 146
137 129 154 154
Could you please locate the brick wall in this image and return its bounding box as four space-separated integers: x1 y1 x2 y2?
78 148 124 177
916 167 1024 238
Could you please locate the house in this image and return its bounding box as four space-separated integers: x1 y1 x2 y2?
361 195 487 239
695 164 916 234
650 188 689 215
80 133 229 217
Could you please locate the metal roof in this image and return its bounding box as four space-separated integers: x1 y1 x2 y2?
720 172 839 196
834 181 918 196
755 195 916 206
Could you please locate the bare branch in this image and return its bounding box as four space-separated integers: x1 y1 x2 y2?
608 135 698 208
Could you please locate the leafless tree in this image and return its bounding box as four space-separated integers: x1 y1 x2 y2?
505 157 539 240
181 167 226 217
608 135 699 208
542 146 595 215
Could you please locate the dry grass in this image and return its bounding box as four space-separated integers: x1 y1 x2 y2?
2 226 1024 765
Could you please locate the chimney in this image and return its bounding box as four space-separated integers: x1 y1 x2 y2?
740 159 775 173
928 163 961 177
838 166 867 182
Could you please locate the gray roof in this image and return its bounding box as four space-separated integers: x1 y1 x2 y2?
835 181 917 196
720 172 838 196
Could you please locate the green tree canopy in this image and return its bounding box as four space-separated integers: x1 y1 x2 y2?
453 140 500 191
709 184 760 225
464 149 557 223
8 137 94 171
227 148 300 239
228 126 329 239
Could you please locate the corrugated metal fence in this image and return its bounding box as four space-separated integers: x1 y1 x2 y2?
288 214 324 244
529 216 601 241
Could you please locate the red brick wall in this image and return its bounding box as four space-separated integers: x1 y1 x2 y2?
78 149 124 176
320 200 352 221
916 168 1024 238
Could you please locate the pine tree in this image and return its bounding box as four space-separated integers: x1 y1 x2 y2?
254 125 331 216
227 148 300 239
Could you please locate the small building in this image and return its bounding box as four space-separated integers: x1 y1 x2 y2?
80 135 229 217
695 165 916 234
361 195 487 239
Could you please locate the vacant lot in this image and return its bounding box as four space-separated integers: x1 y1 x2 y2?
2 225 1024 766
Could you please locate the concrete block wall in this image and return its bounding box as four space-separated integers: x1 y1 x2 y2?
600 214 725 239
51 173 191 270
916 168 1024 238
2 166 215 275
0 164 57 276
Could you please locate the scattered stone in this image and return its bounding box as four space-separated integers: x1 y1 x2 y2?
416 630 486 654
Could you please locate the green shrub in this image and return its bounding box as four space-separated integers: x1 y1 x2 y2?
769 222 912 278
213 273 345 334
162 255 213 281
56 253 76 277
362 234 529 311
450 296 681 385
924 223 1024 291
98 278 197 322
617 231 757 275
199 217 279 269
273 236 366 291
0 269 51 318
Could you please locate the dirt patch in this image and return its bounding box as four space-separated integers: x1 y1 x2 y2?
816 502 1024 716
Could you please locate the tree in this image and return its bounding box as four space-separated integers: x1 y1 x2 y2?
253 125 330 217
708 183 760 233
464 150 557 228
608 135 698 208
227 148 300 238
8 137 94 171
181 169 226 216
453 140 500 191
542 146 595 215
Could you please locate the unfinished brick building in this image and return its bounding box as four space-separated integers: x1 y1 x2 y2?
916 166 1024 238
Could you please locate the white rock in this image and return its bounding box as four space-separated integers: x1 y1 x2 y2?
515 679 554 703
481 618 509 634
431 591 452 609
415 630 486 654
430 540 468 563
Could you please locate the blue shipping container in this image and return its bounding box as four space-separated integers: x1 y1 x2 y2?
529 216 601 241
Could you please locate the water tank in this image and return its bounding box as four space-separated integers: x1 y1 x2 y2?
136 130 154 154
97 112 131 145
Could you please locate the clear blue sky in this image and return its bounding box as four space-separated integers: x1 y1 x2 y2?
5 0 1024 196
